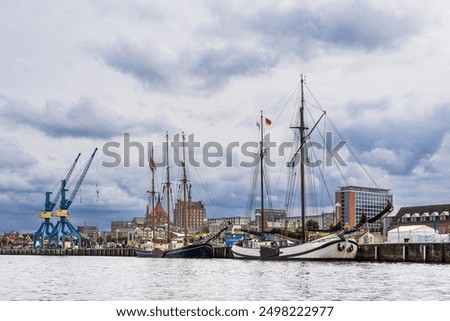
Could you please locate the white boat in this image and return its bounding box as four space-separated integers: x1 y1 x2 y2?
231 75 358 260
232 233 358 260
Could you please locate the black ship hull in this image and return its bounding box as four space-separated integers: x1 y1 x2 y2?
135 249 155 258
162 243 213 258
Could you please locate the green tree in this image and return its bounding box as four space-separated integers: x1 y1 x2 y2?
306 219 319 231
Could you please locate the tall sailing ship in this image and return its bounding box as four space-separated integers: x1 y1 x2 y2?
160 132 225 258
135 132 228 258
135 132 181 258
232 76 359 260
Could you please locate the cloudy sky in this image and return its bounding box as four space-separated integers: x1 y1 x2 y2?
1 0 450 233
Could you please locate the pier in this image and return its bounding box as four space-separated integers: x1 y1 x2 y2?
356 243 450 264
0 246 233 258
0 248 136 257
1 243 450 262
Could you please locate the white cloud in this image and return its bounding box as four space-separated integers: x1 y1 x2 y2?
1 1 450 232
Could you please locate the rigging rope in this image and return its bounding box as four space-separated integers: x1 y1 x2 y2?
192 165 221 217
246 160 259 217
305 82 379 189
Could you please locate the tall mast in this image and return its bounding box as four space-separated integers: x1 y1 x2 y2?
259 111 265 235
150 145 156 241
165 131 171 243
300 75 307 243
181 132 189 246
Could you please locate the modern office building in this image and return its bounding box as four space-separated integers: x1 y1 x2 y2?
335 185 393 231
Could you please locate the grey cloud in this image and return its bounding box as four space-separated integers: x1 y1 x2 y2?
95 39 277 94
93 2 422 95
98 40 170 92
342 103 450 176
190 47 278 91
247 1 421 53
0 137 37 171
0 95 168 139
313 2 419 50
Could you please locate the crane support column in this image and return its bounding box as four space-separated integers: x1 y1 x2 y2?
47 148 97 249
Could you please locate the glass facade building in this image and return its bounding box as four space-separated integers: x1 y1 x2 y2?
336 186 393 231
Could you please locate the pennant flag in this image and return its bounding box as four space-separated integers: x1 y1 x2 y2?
149 156 157 172
265 118 272 126
256 121 260 129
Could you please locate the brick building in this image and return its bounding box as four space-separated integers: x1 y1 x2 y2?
146 201 170 228
388 204 450 234
173 200 206 233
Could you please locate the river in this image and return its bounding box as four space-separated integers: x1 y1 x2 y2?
1 255 449 301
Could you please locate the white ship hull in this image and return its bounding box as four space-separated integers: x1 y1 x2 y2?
231 234 358 260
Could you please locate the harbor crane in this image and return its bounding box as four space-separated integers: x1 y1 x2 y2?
48 148 98 249
33 153 81 249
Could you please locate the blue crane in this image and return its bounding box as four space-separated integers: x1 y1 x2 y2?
48 148 98 249
33 153 81 249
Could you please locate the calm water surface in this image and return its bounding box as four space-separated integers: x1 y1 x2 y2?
1 256 449 301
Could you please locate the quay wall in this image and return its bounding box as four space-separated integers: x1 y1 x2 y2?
0 248 136 257
0 247 232 257
213 245 234 258
1 244 449 263
356 243 450 263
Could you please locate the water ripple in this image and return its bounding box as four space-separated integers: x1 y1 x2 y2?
1 256 449 301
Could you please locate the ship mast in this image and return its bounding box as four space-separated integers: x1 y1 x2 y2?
300 75 307 243
181 132 189 246
165 132 171 244
259 111 265 235
150 146 156 241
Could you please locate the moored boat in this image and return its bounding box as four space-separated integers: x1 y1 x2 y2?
231 76 358 260
232 233 358 260
160 242 213 258
135 248 156 258
161 222 230 258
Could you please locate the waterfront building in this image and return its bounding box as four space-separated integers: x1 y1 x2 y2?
111 208 169 232
389 204 450 234
146 201 170 228
173 200 206 233
131 217 146 229
286 212 335 231
0 232 33 249
255 208 286 230
208 216 251 234
78 226 99 244
111 220 135 231
335 185 393 232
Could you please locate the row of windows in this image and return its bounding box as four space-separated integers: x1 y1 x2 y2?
355 196 392 202
402 216 450 222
